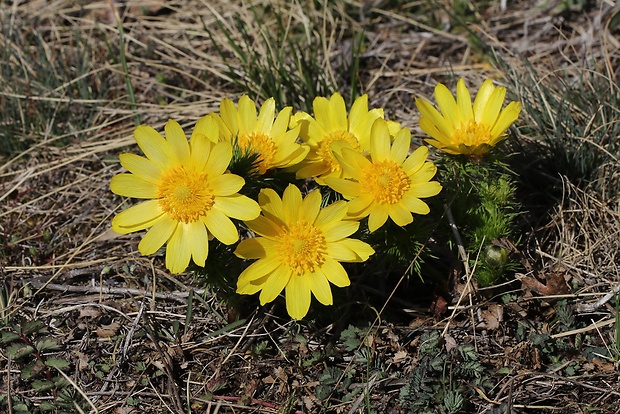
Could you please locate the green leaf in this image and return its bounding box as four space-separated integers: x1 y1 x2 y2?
39 402 57 411
21 360 46 380
7 343 35 360
45 358 70 370
0 331 21 345
20 319 46 336
36 338 62 352
32 379 56 392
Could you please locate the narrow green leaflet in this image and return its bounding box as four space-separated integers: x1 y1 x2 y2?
21 360 46 380
7 343 35 360
36 337 62 352
45 358 70 369
0 331 21 345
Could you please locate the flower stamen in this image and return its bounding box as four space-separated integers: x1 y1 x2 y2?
238 131 277 175
157 166 214 223
317 130 360 173
361 160 410 204
276 220 327 275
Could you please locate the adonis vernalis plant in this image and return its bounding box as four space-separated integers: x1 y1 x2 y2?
110 120 260 274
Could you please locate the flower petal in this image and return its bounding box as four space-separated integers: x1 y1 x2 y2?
237 257 281 285
238 95 258 133
314 200 348 229
282 184 303 224
456 78 474 124
134 125 171 170
110 174 158 199
258 188 285 223
409 181 442 198
259 265 291 305
473 79 495 123
308 269 333 306
434 82 459 128
490 101 521 138
402 146 429 177
321 258 350 287
219 98 239 136
390 127 411 165
139 215 177 255
300 189 322 224
285 274 311 319
119 153 161 184
210 174 244 196
214 194 260 221
186 220 209 267
165 119 190 165
322 220 360 242
112 199 163 233
367 204 389 232
204 141 233 177
370 119 391 161
388 203 413 227
337 238 374 261
234 236 277 259
256 98 276 134
166 224 192 273
480 85 506 127
245 215 282 238
202 209 239 245
401 194 431 215
415 98 454 138
324 178 361 198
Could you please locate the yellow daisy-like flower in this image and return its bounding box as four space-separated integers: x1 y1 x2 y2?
292 92 384 183
234 184 375 320
210 95 309 175
110 119 261 274
415 78 521 156
325 119 442 232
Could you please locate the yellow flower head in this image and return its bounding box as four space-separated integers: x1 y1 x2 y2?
292 92 384 183
234 184 375 319
209 95 309 175
325 119 442 232
415 78 521 156
110 119 261 274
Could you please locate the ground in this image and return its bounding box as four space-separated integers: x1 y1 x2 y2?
1 0 620 413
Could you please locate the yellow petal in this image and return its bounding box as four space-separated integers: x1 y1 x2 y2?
214 194 260 221
456 78 474 124
202 209 239 245
312 96 333 131
112 199 163 233
314 200 348 229
473 79 496 123
191 115 220 144
390 127 411 165
300 189 322 224
133 125 171 170
219 98 239 136
434 82 459 128
347 94 369 130
256 98 276 134
367 204 389 232
480 86 506 127
415 98 454 138
490 101 521 138
324 177 361 198
210 174 244 196
165 225 192 273
409 181 442 198
204 141 232 177
326 241 359 261
110 174 158 199
119 153 161 184
370 119 391 161
322 220 359 242
388 203 413 227
258 188 285 223
401 194 431 215
419 117 451 148
337 238 374 261
234 236 277 259
272 106 293 138
410 162 437 185
237 257 280 285
320 258 350 287
285 274 311 319
347 195 373 217
307 270 333 306
402 146 429 177
138 215 177 255
186 220 209 267
259 265 291 305
245 215 282 238
329 92 348 131
282 184 303 224
165 119 190 165
237 95 257 133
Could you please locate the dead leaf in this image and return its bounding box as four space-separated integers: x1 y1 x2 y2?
518 272 569 296
480 304 503 330
430 295 448 318
444 334 457 352
96 322 121 338
79 306 101 319
391 349 409 364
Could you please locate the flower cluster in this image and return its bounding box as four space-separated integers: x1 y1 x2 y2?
110 79 519 318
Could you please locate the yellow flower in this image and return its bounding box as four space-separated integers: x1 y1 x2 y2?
110 119 260 274
415 78 521 156
325 119 442 232
292 92 384 183
209 95 309 175
235 184 375 319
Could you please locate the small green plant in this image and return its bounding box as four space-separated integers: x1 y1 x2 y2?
0 318 89 413
398 331 491 413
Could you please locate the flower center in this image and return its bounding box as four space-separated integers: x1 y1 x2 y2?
452 120 492 147
316 130 360 173
276 220 327 275
361 160 410 204
238 131 277 175
157 166 214 223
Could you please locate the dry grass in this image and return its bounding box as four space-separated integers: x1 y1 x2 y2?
1 0 620 413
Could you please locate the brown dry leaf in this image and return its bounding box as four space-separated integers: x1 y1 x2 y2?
480 304 503 330
444 334 458 352
96 322 121 338
391 349 409 364
430 295 448 318
519 272 569 295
